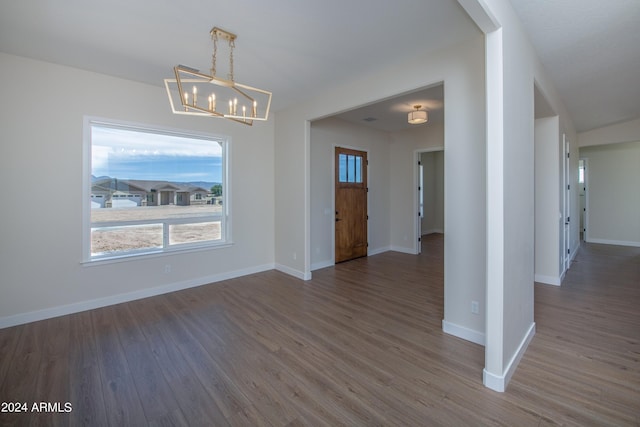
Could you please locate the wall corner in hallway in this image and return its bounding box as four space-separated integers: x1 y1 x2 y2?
483 322 536 392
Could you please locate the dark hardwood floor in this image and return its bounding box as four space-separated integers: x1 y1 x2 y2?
0 234 638 426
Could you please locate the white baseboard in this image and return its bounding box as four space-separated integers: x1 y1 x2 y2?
0 263 275 330
483 322 536 392
585 238 640 248
442 320 485 346
311 247 390 271
570 243 580 262
389 245 417 255
422 229 444 235
275 263 312 281
311 259 334 271
368 246 390 256
534 274 561 286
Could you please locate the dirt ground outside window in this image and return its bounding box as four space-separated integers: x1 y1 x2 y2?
91 205 223 255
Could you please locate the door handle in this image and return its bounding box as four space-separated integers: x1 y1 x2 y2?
336 218 342 222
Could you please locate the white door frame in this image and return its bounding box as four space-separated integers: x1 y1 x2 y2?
414 147 445 254
581 157 590 242
418 161 424 254
562 134 571 272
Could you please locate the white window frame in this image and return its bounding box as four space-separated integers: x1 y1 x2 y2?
82 117 232 263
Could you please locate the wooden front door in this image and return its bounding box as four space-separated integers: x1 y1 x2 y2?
335 147 368 263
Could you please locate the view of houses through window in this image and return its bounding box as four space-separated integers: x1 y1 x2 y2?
87 120 228 260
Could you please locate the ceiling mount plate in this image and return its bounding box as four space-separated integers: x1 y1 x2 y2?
211 27 237 42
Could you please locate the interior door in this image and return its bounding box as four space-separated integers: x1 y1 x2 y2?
335 147 368 263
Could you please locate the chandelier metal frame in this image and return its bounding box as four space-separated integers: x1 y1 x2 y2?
164 27 272 126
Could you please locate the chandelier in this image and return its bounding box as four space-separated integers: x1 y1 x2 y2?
408 105 428 125
164 27 272 126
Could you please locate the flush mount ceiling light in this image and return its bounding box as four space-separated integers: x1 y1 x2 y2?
408 105 428 125
164 27 272 126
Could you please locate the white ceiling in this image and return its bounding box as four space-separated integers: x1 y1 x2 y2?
0 0 476 116
510 0 640 132
1 0 637 133
333 84 445 132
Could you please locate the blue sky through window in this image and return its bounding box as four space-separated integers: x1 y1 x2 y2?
91 125 222 183
338 153 362 183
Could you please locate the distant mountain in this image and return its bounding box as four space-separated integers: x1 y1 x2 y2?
91 175 218 190
184 181 219 190
92 175 111 182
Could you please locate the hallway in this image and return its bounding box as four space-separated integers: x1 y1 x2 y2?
511 242 640 425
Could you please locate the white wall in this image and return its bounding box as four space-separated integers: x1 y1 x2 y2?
0 53 275 327
499 11 536 382
275 34 487 346
389 123 445 254
309 118 391 270
460 0 578 391
534 116 561 284
577 118 640 247
421 150 445 235
274 111 309 279
579 141 640 246
579 117 640 148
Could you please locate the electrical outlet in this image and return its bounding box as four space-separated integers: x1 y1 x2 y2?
471 300 479 314
292 252 297 260
164 264 172 274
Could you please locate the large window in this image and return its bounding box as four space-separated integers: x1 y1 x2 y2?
84 118 229 261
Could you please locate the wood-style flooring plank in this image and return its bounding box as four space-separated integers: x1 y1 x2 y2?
67 310 108 427
28 315 71 427
112 302 189 426
0 321 45 427
0 324 22 393
149 293 266 426
92 305 148 426
161 291 294 425
0 235 638 425
132 296 231 427
509 241 640 427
